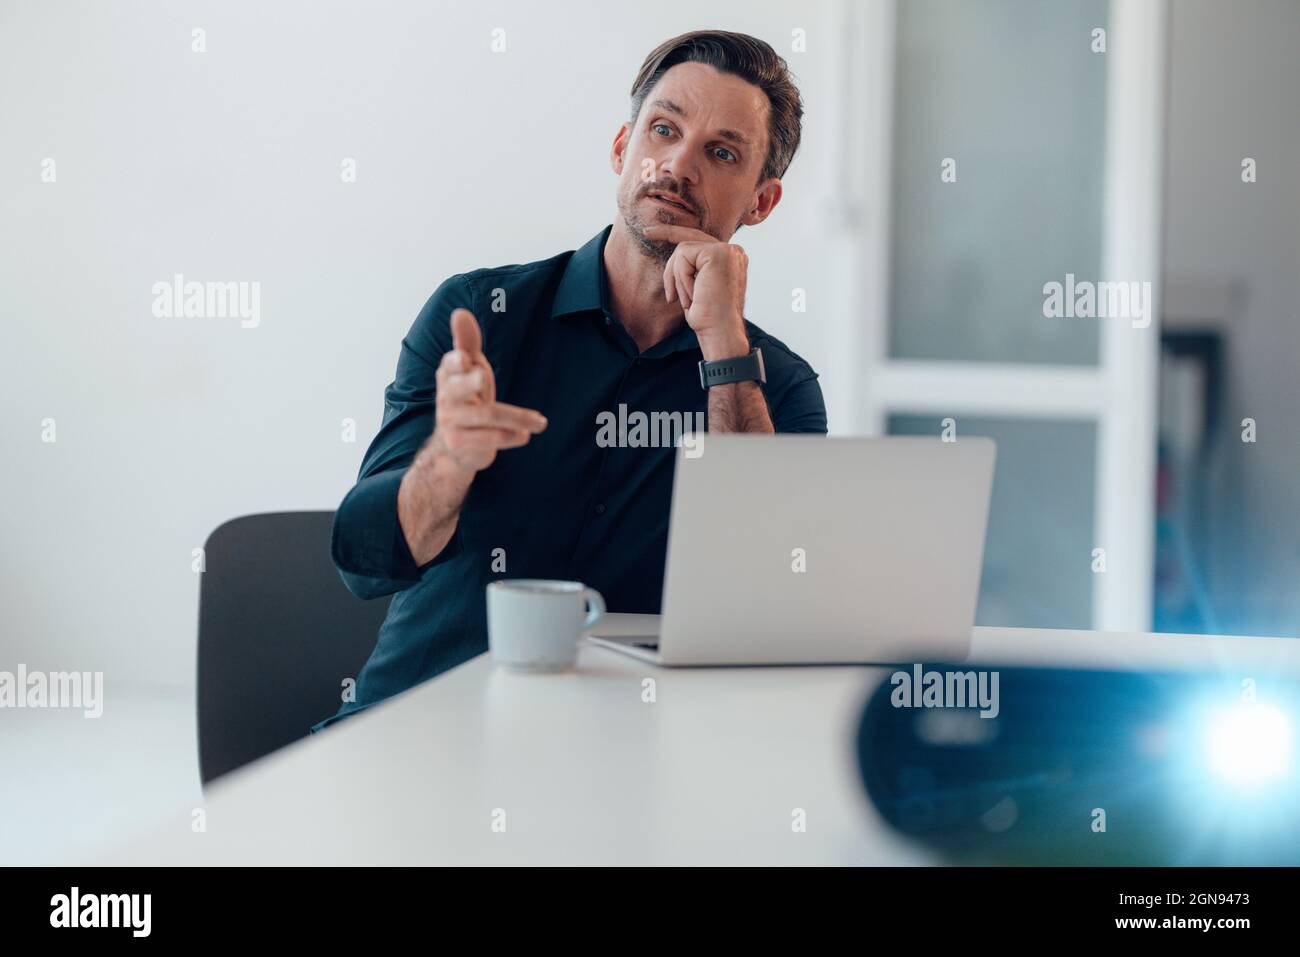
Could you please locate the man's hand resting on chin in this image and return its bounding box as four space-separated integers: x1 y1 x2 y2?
642 223 774 433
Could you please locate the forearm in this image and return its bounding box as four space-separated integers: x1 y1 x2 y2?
707 380 775 433
397 440 477 566
700 330 775 433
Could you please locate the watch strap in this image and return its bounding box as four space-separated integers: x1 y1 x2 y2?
699 347 766 389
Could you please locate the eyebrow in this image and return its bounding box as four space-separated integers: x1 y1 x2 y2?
648 98 753 148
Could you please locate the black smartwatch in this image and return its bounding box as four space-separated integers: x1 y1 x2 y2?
699 347 766 389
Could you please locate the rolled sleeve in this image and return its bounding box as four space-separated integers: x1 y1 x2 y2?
331 273 476 599
331 468 465 600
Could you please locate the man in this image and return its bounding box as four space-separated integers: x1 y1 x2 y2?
312 30 826 733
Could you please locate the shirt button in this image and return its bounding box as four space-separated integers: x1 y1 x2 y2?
604 315 612 325
594 503 607 516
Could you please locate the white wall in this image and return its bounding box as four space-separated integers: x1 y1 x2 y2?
1162 0 1300 636
0 0 848 692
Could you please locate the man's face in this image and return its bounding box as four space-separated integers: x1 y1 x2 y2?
612 61 782 265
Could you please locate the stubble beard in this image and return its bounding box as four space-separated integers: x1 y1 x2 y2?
618 190 675 267
618 182 715 267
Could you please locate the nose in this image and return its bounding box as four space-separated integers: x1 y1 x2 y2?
655 138 702 195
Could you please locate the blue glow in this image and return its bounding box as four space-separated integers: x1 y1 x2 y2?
1161 690 1300 862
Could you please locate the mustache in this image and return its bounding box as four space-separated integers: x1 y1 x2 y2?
641 183 699 214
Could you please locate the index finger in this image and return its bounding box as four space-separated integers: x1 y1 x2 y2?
450 308 483 359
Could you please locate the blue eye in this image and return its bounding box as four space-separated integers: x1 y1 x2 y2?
652 124 672 137
715 148 736 162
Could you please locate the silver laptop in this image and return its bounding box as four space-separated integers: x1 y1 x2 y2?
586 434 996 666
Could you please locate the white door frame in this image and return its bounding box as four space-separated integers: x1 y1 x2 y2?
827 0 1168 632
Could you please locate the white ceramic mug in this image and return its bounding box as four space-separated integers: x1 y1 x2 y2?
485 579 606 671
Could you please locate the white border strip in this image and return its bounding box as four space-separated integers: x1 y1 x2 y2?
1094 0 1168 631
873 361 1106 420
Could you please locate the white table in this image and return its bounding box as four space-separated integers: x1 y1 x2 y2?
102 625 1300 865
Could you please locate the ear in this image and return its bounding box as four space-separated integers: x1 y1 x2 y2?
610 123 631 175
740 178 782 227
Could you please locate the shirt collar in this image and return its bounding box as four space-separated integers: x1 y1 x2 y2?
551 224 702 357
551 224 614 320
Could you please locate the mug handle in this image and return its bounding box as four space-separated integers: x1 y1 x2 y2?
581 587 606 631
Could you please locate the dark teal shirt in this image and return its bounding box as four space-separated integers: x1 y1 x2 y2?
312 225 827 732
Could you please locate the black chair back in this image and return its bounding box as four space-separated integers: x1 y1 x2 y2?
197 511 387 785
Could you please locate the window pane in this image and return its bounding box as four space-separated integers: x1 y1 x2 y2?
888 0 1108 365
888 415 1097 629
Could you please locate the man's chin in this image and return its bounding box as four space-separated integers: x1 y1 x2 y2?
640 238 673 267
628 222 674 265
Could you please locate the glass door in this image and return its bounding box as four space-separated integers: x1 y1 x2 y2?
825 0 1168 631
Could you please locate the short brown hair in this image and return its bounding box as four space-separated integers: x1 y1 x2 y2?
629 30 803 184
